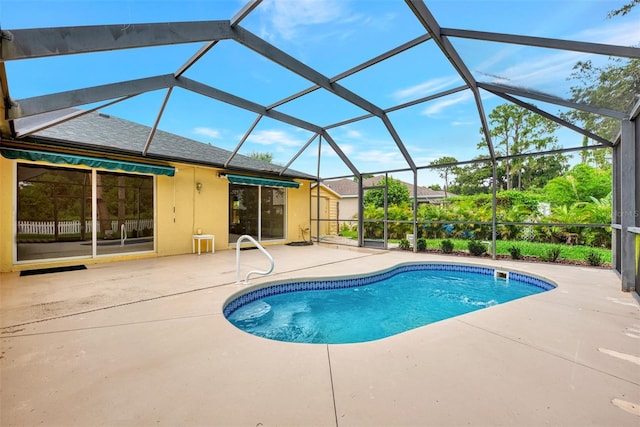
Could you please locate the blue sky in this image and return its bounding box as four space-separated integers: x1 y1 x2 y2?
2 0 639 186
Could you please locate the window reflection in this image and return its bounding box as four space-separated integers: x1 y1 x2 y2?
96 171 154 255
17 165 92 261
16 164 154 261
229 184 285 243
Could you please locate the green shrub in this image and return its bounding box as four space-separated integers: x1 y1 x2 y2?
585 250 604 266
468 240 487 256
441 239 454 253
417 238 427 251
508 245 523 260
541 246 562 262
339 222 353 233
399 238 410 250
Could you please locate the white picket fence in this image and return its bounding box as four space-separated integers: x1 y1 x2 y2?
18 219 153 235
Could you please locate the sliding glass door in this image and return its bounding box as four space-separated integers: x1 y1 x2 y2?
16 164 92 261
229 185 259 241
95 171 154 255
16 163 154 262
261 186 285 240
229 184 285 243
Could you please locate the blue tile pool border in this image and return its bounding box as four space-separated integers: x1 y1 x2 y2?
223 263 556 318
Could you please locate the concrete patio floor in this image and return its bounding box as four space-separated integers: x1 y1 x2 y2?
1 244 639 426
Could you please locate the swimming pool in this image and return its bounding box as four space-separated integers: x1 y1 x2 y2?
223 263 556 344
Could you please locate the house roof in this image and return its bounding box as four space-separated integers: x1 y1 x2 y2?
363 175 453 199
323 175 453 199
322 178 359 197
10 109 314 180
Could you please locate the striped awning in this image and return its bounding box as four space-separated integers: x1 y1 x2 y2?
1 148 175 176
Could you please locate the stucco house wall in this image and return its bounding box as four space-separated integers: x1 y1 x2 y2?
0 110 312 273
0 155 310 272
0 155 14 272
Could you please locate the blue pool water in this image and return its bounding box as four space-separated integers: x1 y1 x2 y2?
224 263 555 344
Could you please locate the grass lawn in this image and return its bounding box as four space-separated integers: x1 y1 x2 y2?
420 238 612 264
330 231 612 264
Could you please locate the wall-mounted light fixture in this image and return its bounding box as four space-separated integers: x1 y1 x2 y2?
196 182 203 193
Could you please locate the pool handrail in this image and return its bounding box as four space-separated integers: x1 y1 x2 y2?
236 234 274 284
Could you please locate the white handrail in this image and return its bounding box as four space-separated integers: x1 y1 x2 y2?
236 235 274 284
120 223 127 247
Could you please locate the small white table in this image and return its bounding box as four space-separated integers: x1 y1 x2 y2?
192 234 215 255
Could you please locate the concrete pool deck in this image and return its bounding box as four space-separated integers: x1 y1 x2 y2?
1 244 639 426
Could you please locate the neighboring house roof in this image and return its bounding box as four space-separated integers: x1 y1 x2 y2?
9 109 314 180
323 176 454 200
322 178 359 197
363 175 454 199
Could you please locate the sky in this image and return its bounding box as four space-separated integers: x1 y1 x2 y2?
1 0 639 186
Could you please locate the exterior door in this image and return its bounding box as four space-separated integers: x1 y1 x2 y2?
362 184 388 249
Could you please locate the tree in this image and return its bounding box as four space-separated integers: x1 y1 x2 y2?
564 58 640 142
449 159 494 195
543 164 612 206
564 3 640 143
363 177 410 208
479 104 562 191
607 0 639 17
579 134 611 168
354 174 374 181
429 156 458 197
248 151 274 163
519 153 568 190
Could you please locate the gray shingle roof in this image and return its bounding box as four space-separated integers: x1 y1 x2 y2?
363 176 453 198
323 175 453 199
322 178 359 196
13 109 314 180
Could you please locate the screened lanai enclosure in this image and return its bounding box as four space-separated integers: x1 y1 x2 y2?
0 0 638 292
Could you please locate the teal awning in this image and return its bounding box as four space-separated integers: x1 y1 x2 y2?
226 173 300 188
1 148 175 176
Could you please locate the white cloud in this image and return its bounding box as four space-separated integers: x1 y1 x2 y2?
310 143 352 159
259 0 349 41
327 143 353 157
345 129 362 139
474 46 519 74
570 20 640 47
329 126 364 142
489 50 590 92
193 127 221 139
421 91 473 117
247 129 303 147
451 120 476 126
355 148 403 164
392 76 461 102
473 19 640 94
